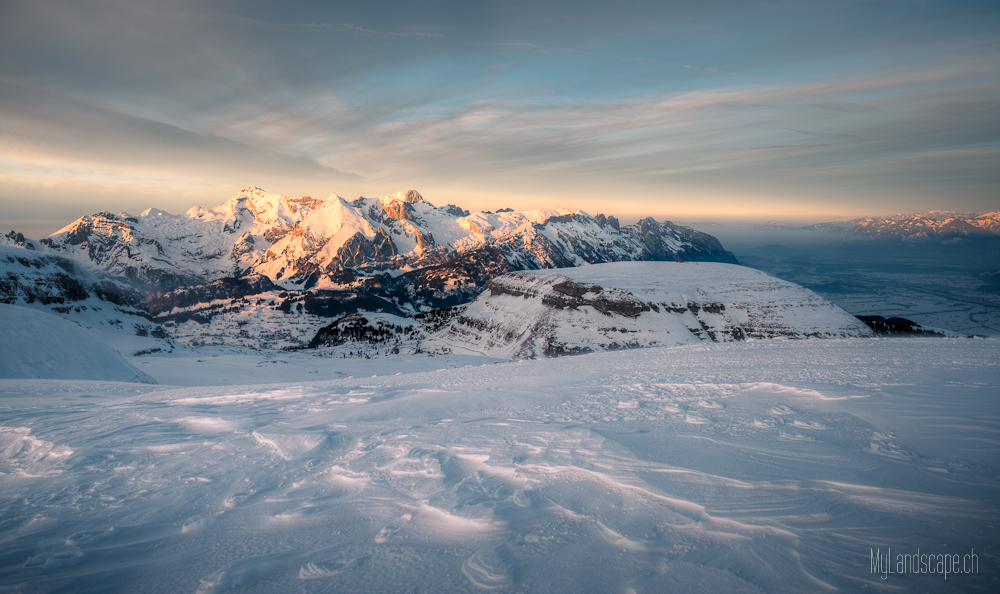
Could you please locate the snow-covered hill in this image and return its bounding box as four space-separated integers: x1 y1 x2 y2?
810 211 1000 238
420 262 872 358
0 304 154 382
34 186 737 297
0 244 175 355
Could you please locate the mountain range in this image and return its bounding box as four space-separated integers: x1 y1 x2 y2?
808 211 1000 238
32 186 737 298
3 186 740 350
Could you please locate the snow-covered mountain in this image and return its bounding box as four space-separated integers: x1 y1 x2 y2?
35 186 737 297
418 262 872 359
809 211 1000 238
306 262 872 359
0 242 175 355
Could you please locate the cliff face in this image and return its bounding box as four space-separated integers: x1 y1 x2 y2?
420 262 873 359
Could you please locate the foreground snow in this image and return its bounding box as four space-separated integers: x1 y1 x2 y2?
1 339 997 593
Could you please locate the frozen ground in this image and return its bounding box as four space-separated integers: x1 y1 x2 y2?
1 338 998 593
129 346 506 387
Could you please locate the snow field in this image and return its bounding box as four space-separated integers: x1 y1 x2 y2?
0 338 997 593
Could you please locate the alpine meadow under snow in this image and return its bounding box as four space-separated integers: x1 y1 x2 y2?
0 186 998 593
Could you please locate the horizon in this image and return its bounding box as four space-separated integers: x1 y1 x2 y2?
3 184 996 241
2 1 998 239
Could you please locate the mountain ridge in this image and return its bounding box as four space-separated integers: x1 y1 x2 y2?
306 262 874 360
21 186 737 306
808 211 1000 238
3 187 752 350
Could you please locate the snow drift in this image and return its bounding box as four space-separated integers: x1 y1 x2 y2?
0 339 996 592
0 304 155 383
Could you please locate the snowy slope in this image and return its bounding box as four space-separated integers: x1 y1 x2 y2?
422 262 872 358
0 244 175 355
0 304 154 383
0 338 996 592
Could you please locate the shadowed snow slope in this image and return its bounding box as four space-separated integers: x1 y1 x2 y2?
422 262 873 359
0 304 154 383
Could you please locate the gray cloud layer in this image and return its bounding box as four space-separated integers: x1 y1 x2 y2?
1 0 998 229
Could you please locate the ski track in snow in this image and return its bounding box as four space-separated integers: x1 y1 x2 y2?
0 338 998 593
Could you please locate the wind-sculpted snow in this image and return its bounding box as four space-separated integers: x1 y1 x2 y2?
0 304 155 383
422 262 872 358
0 339 996 592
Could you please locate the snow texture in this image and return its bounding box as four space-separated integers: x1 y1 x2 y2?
0 338 997 593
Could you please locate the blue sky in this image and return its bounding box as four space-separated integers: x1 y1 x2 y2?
1 0 998 236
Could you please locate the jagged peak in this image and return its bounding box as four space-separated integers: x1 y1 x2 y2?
34 184 739 294
386 190 424 204
237 185 268 197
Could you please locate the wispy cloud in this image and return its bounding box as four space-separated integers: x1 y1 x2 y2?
298 52 1000 212
1 0 998 218
495 42 726 75
0 75 363 221
210 14 444 39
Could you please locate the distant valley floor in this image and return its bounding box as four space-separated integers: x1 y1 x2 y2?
732 238 1000 337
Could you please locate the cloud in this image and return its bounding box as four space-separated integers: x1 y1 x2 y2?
209 14 444 38
0 77 361 185
312 52 1000 211
494 41 725 75
1 0 998 217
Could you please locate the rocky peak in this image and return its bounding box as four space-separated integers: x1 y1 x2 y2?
34 186 740 303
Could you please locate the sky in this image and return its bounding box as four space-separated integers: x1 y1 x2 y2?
1 0 998 238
